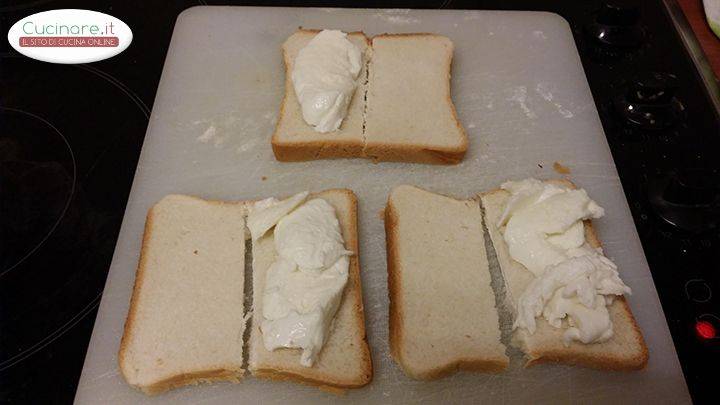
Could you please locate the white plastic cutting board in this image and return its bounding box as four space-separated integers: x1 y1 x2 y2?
75 7 690 404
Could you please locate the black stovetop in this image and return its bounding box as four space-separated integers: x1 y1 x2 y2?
1 0 718 403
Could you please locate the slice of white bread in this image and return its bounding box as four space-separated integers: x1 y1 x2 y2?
272 30 467 165
271 30 370 161
385 185 508 379
363 35 467 164
248 189 373 389
480 179 649 370
118 195 248 395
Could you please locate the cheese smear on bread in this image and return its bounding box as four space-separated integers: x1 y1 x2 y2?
248 192 351 366
498 179 631 345
291 30 362 133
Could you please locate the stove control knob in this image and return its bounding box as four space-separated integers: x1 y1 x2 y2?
614 72 685 130
586 1 643 48
685 279 712 303
649 168 720 233
630 72 679 103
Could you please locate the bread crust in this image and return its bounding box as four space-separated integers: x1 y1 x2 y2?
385 187 507 380
272 30 467 165
481 179 649 371
250 370 346 394
363 142 466 165
249 189 373 389
271 138 366 162
118 195 248 395
133 369 244 396
118 202 155 391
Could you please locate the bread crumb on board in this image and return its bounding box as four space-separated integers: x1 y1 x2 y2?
261 176 267 181
553 161 571 174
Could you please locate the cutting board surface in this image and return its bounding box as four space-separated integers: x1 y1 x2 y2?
75 7 690 404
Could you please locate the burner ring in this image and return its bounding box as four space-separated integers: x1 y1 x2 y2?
0 107 77 276
0 291 101 371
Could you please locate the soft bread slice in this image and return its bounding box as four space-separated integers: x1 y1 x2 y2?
363 34 467 164
480 180 649 370
248 189 373 389
119 195 248 395
271 30 370 161
385 185 508 379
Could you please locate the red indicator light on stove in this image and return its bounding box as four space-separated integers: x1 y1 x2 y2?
695 320 716 340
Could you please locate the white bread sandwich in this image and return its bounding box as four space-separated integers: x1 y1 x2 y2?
272 29 467 165
385 185 508 379
481 179 648 370
118 190 372 395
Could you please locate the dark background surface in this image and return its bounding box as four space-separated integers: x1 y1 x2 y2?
1 1 718 404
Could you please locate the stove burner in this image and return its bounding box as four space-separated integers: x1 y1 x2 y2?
685 279 712 303
585 1 644 49
648 168 720 233
0 108 76 275
0 55 149 383
614 72 685 130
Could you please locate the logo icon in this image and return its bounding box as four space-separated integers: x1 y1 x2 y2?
7 9 133 64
